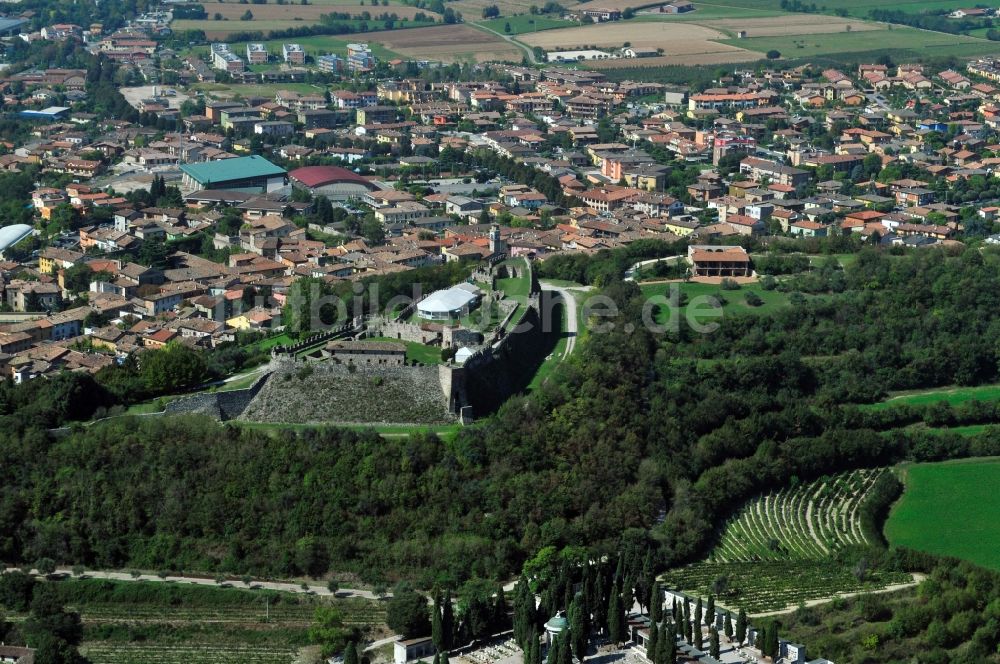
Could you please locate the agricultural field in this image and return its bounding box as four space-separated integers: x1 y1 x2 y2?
860 382 1000 411
660 560 912 615
476 14 575 35
632 3 790 20
701 13 881 37
722 25 999 60
886 458 1000 571
687 0 981 18
712 469 887 563
518 21 755 61
371 24 525 62
174 0 438 38
23 579 386 664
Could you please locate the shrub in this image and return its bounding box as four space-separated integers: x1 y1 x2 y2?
720 278 741 290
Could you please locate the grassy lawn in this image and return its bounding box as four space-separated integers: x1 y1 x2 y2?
497 258 532 305
860 383 1000 411
887 458 1000 571
477 15 574 34
249 332 294 352
365 336 443 365
640 281 801 327
724 26 998 59
217 372 265 391
926 424 994 436
526 296 568 393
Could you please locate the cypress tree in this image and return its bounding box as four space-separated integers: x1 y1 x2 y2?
694 598 702 634
549 634 561 664
664 628 676 664
693 622 702 651
650 582 662 623
344 642 359 664
674 612 683 639
705 596 714 628
724 612 733 640
709 628 719 659
735 608 747 645
569 597 588 663
433 591 444 653
560 631 574 664
607 584 623 646
682 603 691 642
533 630 543 664
764 621 779 659
442 590 454 650
646 620 658 661
656 622 670 664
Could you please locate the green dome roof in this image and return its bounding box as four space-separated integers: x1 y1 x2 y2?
545 615 568 632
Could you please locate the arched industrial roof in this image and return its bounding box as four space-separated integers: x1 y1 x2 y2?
289 165 378 191
0 224 33 252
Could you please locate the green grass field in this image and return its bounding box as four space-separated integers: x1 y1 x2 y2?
886 458 1000 571
861 383 1000 411
365 336 444 365
640 281 801 327
477 15 574 34
725 25 998 59
926 424 994 436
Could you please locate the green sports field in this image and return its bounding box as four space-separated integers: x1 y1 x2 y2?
886 459 1000 571
861 383 1000 411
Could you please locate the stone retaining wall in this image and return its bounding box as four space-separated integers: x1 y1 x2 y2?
239 358 455 424
163 371 272 421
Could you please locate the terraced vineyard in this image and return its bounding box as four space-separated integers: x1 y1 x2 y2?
712 468 885 562
82 643 299 664
35 579 387 664
660 561 911 615
75 597 384 627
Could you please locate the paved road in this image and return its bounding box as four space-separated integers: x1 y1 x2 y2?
624 255 684 281
540 282 580 359
14 567 389 600
470 22 537 64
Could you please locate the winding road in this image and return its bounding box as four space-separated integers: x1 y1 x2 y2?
540 282 581 359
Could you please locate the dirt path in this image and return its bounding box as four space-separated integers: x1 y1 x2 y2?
471 22 538 63
12 567 388 600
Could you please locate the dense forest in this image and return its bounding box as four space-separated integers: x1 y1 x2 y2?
6 245 1000 659
1 247 1000 575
